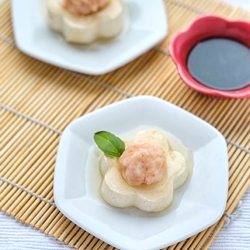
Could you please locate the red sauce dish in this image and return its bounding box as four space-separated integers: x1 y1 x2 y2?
169 15 250 98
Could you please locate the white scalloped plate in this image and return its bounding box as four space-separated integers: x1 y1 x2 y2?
54 96 228 250
12 0 168 75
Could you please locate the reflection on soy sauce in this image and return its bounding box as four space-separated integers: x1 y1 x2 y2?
187 38 250 91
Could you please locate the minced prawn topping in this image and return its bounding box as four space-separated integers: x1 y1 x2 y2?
63 0 110 16
118 143 167 186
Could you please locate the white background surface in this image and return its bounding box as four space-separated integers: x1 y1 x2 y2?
0 0 249 249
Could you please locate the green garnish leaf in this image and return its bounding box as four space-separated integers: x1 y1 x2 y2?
94 131 125 157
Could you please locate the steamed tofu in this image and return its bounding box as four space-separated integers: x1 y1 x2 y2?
46 0 123 44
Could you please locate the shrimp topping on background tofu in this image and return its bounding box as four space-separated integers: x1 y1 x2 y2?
63 0 110 16
118 143 167 186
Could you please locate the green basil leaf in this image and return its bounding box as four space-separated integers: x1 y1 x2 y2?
94 131 125 157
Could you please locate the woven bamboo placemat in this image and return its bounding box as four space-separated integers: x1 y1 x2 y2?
0 0 249 249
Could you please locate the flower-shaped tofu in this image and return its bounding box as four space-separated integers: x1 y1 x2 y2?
100 130 189 212
46 0 123 44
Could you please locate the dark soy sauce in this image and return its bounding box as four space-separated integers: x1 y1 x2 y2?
187 38 250 91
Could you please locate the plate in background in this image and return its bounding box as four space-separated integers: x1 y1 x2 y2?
12 0 168 75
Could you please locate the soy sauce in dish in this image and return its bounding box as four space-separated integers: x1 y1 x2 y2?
187 38 250 91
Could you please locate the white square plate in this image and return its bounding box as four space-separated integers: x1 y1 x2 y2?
54 96 228 250
11 0 168 75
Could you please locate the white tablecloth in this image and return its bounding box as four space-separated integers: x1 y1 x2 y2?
0 0 249 249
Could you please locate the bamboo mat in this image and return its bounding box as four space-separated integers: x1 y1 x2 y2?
0 0 249 249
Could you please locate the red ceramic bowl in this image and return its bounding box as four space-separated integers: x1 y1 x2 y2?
169 15 250 98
